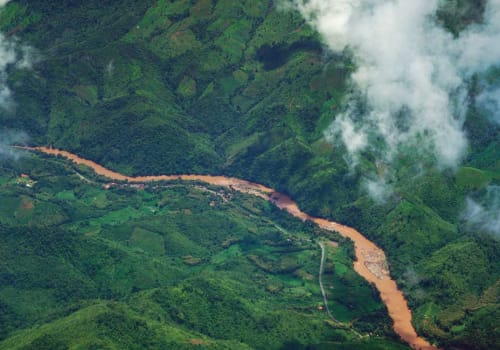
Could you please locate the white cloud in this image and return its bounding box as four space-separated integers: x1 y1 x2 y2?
0 129 28 160
0 0 33 160
463 185 500 236
325 112 367 156
363 177 392 204
0 0 36 109
287 0 500 171
477 83 500 125
0 34 18 108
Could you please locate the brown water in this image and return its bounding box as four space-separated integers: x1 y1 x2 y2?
25 146 438 350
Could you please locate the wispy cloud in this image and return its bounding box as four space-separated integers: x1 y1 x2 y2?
463 185 500 236
0 33 19 109
0 36 35 109
477 81 500 125
0 0 33 160
363 177 392 204
286 0 500 170
0 129 28 160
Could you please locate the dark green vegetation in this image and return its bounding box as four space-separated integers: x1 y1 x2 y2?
0 154 407 349
0 0 498 349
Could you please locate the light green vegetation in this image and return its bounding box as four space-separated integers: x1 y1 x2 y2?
0 154 407 349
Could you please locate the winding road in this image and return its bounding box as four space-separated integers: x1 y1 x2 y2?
21 146 439 350
318 242 338 323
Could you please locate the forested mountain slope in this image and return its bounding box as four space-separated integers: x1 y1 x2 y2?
0 0 498 349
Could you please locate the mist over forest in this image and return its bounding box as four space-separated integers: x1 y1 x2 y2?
0 1 498 349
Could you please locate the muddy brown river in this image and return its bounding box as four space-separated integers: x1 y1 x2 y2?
25 146 438 350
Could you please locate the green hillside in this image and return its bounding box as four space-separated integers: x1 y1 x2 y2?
0 154 407 349
0 0 498 349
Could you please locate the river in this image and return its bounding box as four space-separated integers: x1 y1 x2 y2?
23 146 438 350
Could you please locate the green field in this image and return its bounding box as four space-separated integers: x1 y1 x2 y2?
0 154 407 349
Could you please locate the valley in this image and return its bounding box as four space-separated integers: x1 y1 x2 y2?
22 146 438 350
0 1 498 348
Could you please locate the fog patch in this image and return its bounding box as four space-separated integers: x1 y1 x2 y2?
0 129 29 160
477 83 500 125
363 177 392 204
463 185 500 236
285 0 500 199
0 0 34 156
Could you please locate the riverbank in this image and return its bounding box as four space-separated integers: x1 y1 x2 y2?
21 146 439 350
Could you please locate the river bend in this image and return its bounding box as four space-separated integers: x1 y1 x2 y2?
23 146 438 350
